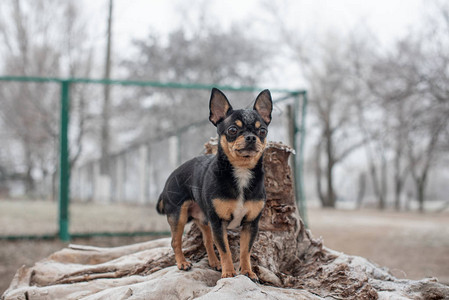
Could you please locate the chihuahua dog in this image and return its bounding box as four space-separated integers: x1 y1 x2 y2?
156 88 272 281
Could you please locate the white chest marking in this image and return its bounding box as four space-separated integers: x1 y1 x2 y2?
227 168 253 229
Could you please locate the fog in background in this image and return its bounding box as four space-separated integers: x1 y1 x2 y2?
0 0 448 212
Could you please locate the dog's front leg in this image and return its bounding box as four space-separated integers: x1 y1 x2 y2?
211 221 236 278
239 219 259 282
194 220 221 270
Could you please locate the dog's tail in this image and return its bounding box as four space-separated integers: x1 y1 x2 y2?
156 196 165 214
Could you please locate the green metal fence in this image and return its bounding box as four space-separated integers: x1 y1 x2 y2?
0 76 307 241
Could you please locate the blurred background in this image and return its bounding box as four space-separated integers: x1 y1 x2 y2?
0 0 448 293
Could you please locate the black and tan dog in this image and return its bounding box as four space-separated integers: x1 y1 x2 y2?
156 88 272 281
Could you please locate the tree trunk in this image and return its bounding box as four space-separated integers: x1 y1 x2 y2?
369 163 382 206
24 165 34 195
417 179 425 213
24 147 34 196
393 134 404 211
379 155 387 210
408 121 443 214
3 141 448 300
51 169 57 202
325 162 335 207
412 167 429 214
100 0 113 175
356 172 366 209
315 141 326 206
325 128 336 207
316 128 336 208
394 176 403 211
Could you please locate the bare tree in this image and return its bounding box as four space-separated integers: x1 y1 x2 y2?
344 32 392 210
394 3 448 211
0 0 94 198
263 1 372 208
303 33 368 207
360 1 449 211
121 24 271 144
355 39 421 210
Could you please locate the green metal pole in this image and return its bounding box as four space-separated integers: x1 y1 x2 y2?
292 96 300 218
299 92 308 226
294 92 308 227
59 80 70 241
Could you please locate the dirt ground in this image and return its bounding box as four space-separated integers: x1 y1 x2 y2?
307 208 449 285
1 200 448 294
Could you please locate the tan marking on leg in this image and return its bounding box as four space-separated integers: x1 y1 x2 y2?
235 120 243 127
213 227 236 278
157 199 164 213
195 221 220 270
189 201 206 223
168 201 192 271
212 198 237 220
255 121 261 129
244 200 265 221
239 227 257 280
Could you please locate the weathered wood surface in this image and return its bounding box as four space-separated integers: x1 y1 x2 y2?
3 142 449 300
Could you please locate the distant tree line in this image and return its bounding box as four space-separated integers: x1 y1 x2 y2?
268 1 449 211
0 0 447 211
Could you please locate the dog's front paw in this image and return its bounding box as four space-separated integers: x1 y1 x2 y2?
177 260 192 271
208 257 221 271
221 269 237 278
241 270 259 283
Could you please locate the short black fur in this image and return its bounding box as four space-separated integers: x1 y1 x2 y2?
156 88 272 280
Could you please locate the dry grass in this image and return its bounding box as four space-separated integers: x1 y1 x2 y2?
0 199 170 235
1 200 448 294
308 208 449 284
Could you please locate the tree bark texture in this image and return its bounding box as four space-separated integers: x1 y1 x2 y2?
3 141 448 300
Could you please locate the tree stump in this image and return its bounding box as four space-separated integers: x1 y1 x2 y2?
2 141 449 300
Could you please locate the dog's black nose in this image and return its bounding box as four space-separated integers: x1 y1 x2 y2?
245 134 257 143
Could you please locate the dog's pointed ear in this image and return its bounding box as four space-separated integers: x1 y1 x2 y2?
209 88 233 126
253 89 272 125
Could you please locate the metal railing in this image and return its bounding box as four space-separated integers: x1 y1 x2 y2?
0 76 307 241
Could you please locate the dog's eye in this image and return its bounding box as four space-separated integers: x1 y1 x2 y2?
227 126 238 136
259 128 267 138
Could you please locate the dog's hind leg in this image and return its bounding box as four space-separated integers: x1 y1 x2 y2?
167 201 192 271
195 221 221 271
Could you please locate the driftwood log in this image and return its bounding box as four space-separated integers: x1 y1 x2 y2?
3 141 449 300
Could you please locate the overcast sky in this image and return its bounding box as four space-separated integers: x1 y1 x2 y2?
86 0 424 47
83 0 425 88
